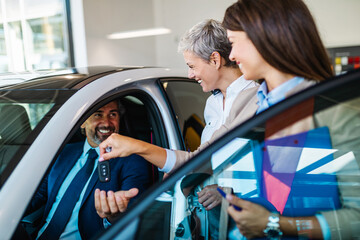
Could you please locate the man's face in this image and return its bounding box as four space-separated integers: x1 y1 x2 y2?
81 101 120 147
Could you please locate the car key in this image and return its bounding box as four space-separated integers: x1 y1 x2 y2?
98 147 111 182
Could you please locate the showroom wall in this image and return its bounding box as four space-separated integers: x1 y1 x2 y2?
78 0 157 67
74 0 360 69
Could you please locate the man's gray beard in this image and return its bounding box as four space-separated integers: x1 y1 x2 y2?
93 136 102 146
94 130 117 145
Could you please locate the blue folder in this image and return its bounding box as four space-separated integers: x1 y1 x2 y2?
258 126 341 216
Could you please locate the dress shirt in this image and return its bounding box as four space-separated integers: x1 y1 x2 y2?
256 76 304 114
201 75 257 143
161 75 257 173
161 149 176 173
37 140 99 240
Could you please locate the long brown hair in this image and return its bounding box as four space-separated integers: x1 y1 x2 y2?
222 0 333 81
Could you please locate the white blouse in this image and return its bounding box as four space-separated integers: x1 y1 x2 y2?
161 75 257 173
201 75 257 143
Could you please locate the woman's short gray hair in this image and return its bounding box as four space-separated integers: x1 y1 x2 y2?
178 19 236 67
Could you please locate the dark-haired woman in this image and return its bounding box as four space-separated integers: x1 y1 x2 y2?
221 0 360 239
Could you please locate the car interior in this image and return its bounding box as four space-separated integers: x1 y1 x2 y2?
15 91 171 239
0 104 32 174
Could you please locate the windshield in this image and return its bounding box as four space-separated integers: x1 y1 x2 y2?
0 89 75 186
111 72 360 240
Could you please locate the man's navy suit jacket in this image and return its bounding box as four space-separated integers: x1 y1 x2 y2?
32 141 152 239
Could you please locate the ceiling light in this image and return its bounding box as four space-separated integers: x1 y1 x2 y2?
107 27 171 40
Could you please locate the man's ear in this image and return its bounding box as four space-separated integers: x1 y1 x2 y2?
80 122 86 135
210 51 222 70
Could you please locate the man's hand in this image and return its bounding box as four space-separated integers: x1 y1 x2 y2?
94 188 139 223
226 194 269 239
197 184 222 210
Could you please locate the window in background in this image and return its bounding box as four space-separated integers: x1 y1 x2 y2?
0 24 8 72
0 0 72 73
161 80 210 151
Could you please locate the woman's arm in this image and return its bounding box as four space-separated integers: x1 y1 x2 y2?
99 133 167 169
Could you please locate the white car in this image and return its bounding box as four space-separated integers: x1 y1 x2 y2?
0 66 210 239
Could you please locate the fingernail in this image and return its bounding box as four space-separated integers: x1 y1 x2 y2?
99 157 104 162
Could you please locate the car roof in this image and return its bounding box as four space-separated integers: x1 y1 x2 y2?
0 66 146 90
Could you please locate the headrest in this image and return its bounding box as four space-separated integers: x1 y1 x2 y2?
0 105 32 144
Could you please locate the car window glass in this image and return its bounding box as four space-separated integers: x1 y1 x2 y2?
116 75 360 239
0 102 53 169
0 88 74 187
162 80 210 151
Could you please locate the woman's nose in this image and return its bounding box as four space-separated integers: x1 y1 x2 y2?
188 69 195 79
229 50 235 62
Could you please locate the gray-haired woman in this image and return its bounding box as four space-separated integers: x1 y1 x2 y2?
99 19 256 174
95 19 257 214
179 19 257 143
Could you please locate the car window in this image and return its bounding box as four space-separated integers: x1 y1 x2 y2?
0 89 74 186
109 71 360 240
161 79 210 151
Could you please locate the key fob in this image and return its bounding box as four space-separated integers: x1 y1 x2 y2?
98 161 110 182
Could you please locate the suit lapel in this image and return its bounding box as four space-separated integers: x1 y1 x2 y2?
239 94 258 122
81 159 103 205
230 90 258 128
45 144 83 218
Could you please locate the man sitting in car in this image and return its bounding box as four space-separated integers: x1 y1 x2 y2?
28 100 152 239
